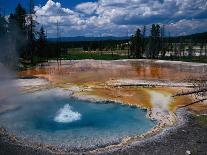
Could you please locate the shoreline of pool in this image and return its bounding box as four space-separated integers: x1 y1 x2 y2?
0 86 183 153
0 59 206 154
0 107 192 155
0 81 196 154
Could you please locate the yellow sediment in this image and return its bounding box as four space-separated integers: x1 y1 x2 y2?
88 87 152 108
189 102 207 113
18 60 207 112
87 86 195 112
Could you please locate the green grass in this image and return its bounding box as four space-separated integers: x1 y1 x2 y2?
195 115 207 127
161 56 207 63
31 52 207 63
61 52 128 60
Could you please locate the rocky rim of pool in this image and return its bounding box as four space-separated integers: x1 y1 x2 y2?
0 85 192 153
0 60 207 154
0 89 159 151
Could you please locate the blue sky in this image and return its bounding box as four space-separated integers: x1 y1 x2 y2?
2 0 97 14
2 0 207 37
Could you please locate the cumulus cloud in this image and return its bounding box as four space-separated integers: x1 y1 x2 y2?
166 19 207 35
34 0 207 37
35 0 74 16
75 2 98 15
35 0 85 34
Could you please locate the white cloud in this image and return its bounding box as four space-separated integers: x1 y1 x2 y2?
75 2 98 15
166 19 207 35
35 0 85 28
35 0 74 16
34 0 207 37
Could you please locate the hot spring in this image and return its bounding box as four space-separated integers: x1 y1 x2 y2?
0 89 155 149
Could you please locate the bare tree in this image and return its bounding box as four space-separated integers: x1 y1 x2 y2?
27 0 36 64
56 8 61 66
173 77 207 108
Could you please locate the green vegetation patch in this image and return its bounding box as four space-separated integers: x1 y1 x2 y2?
195 115 207 126
161 56 207 63
61 52 128 60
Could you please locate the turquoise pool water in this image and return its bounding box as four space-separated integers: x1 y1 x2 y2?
0 89 155 149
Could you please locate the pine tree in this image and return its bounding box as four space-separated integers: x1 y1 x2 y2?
37 26 47 57
0 14 7 37
149 24 161 58
130 28 143 58
161 25 166 57
39 26 46 41
7 4 27 59
26 0 37 63
14 3 26 31
142 26 146 56
0 14 8 65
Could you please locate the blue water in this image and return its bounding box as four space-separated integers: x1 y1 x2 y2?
0 89 155 149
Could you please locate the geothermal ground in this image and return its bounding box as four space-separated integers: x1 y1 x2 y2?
0 59 207 154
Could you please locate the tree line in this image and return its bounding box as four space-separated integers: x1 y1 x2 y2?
0 3 207 67
0 3 47 68
129 25 207 59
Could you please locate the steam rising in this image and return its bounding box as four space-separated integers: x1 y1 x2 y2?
0 64 18 101
0 15 26 102
149 91 172 111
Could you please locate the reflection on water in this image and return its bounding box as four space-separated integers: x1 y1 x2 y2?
17 60 207 112
19 60 207 84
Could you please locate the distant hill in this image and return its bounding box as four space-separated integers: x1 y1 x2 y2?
185 31 207 38
171 31 207 42
48 36 130 42
48 31 207 43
